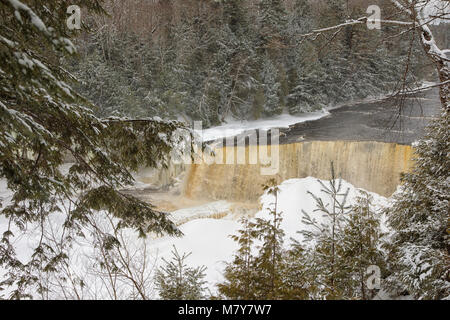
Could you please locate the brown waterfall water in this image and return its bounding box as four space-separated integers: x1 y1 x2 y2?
182 140 414 202
136 89 440 206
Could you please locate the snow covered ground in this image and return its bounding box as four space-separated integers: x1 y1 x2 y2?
194 81 438 143
0 176 388 298
197 111 329 142
167 200 232 225
148 177 388 291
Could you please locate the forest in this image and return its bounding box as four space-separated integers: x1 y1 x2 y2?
69 0 446 126
0 0 448 302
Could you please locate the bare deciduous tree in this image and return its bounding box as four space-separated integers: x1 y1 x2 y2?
298 0 449 110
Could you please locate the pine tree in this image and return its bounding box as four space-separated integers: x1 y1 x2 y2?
300 162 351 299
219 181 287 299
0 0 181 298
155 246 207 300
384 110 450 300
217 217 258 299
260 55 282 117
340 191 386 300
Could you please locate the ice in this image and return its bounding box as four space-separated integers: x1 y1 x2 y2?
197 111 329 142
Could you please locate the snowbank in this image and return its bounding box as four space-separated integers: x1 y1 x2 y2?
198 111 328 142
149 177 388 291
0 176 388 297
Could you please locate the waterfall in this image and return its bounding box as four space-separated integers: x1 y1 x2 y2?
182 140 413 201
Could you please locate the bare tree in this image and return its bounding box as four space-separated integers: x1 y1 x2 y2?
298 0 449 111
84 213 159 300
33 210 159 300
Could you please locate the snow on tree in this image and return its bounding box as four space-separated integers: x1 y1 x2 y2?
0 0 182 298
299 162 351 299
217 217 259 299
258 0 287 48
218 181 295 299
340 191 386 300
384 109 449 300
260 55 282 116
297 0 449 111
155 246 207 300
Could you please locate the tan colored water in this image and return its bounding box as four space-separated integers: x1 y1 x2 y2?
183 141 413 201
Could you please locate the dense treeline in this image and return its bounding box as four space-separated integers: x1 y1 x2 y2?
69 0 431 127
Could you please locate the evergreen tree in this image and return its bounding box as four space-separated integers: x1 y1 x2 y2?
223 0 248 36
0 0 181 299
258 0 287 50
260 55 282 116
297 165 389 300
341 191 386 299
65 0 428 125
384 110 450 300
280 244 313 299
287 58 328 114
217 217 259 299
300 162 351 299
219 181 287 299
251 183 285 299
156 246 207 300
290 0 314 34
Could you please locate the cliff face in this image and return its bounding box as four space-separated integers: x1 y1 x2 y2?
182 141 414 201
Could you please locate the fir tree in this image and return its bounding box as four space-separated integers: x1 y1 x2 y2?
0 0 181 299
258 0 287 50
384 110 450 300
280 245 312 300
217 217 258 299
219 180 287 299
223 0 248 36
341 191 386 300
300 162 351 299
252 182 285 299
66 0 429 125
260 55 282 117
155 246 207 300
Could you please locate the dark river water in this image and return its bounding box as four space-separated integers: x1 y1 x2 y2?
280 88 441 145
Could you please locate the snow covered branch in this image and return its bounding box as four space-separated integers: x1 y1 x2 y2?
297 17 414 39
297 0 449 110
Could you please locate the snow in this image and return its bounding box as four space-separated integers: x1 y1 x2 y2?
420 0 450 25
8 0 47 33
195 79 439 143
146 177 388 292
0 176 388 297
150 218 241 289
168 201 232 225
256 177 388 245
197 111 329 142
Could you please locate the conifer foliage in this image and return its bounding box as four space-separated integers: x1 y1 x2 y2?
155 246 207 300
341 192 386 299
385 110 450 300
299 163 352 299
219 171 388 300
0 0 181 298
70 0 426 126
219 181 288 299
298 165 386 299
219 181 308 300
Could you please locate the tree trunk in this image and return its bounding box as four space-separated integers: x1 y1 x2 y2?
419 25 449 110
